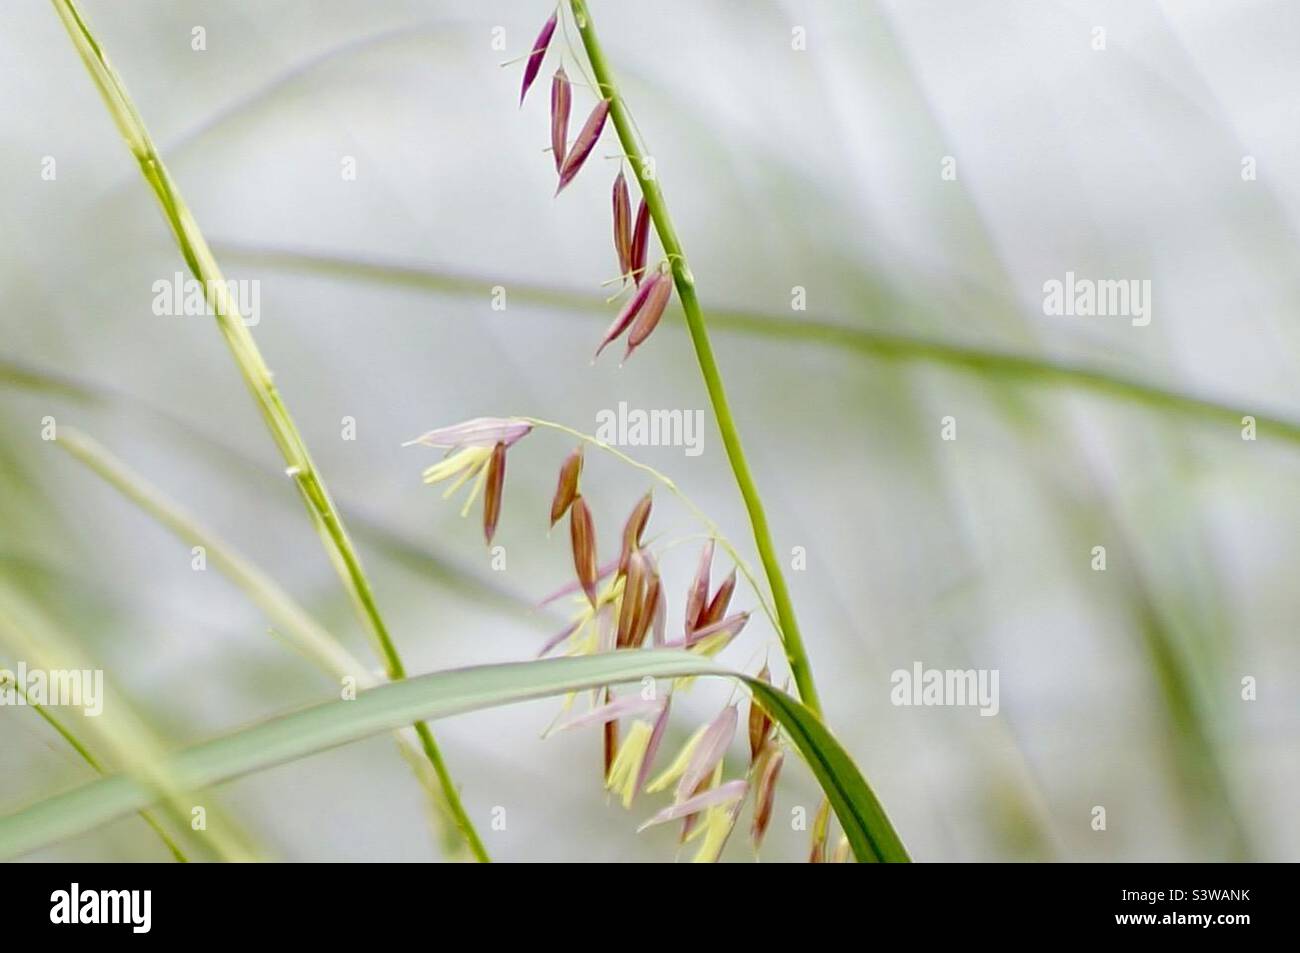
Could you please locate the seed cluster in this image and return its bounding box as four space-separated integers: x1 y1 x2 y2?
520 12 672 364
403 10 829 861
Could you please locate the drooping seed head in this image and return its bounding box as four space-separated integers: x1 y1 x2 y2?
629 198 650 284
520 13 557 105
550 67 571 171
482 442 507 545
550 446 583 527
569 495 599 608
750 746 784 850
622 272 673 363
556 99 610 194
612 171 632 279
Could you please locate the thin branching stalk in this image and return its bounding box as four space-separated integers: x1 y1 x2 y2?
49 0 487 861
567 0 823 716
521 417 779 629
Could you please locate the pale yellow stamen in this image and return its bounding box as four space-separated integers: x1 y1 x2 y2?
605 720 654 809
645 723 708 793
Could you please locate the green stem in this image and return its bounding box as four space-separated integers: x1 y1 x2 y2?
50 0 487 862
3 671 188 862
569 0 823 716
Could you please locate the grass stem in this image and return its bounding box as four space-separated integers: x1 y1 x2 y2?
50 0 487 862
568 0 823 716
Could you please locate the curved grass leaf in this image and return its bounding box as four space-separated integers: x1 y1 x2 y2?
0 651 909 863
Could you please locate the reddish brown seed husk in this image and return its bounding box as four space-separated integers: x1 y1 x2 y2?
520 13 557 105
550 67 571 172
550 446 583 527
617 492 653 575
631 574 661 649
701 568 737 629
613 171 632 279
616 549 647 649
556 99 610 194
594 275 657 359
629 198 650 284
623 272 672 362
602 687 618 780
483 442 506 545
570 496 599 607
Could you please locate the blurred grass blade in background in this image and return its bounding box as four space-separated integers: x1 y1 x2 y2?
54 426 470 856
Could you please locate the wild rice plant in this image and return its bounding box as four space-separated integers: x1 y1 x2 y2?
5 0 913 864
